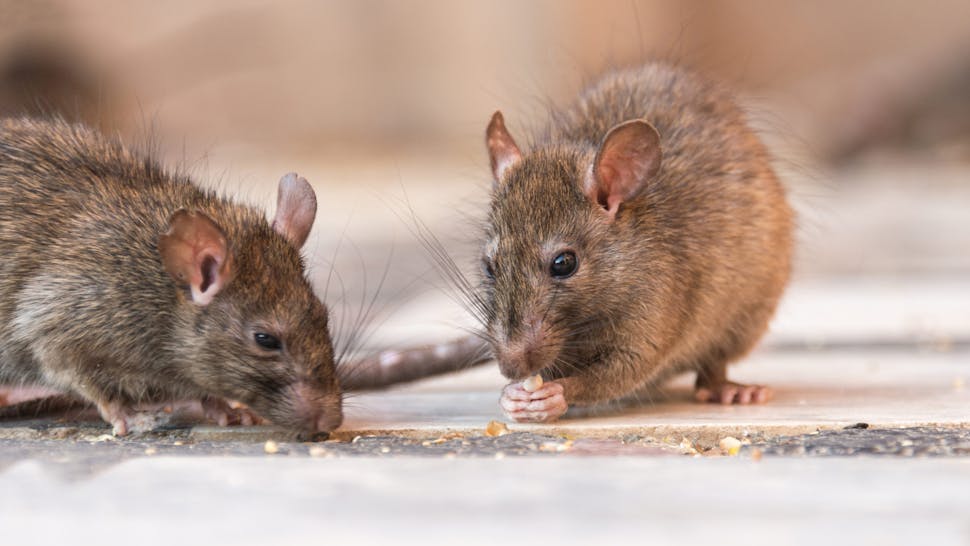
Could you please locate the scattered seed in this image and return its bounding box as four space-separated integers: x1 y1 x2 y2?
424 432 464 445
539 440 573 453
719 436 742 456
485 420 510 437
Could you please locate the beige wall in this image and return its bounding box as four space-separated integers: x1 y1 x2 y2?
1 0 968 163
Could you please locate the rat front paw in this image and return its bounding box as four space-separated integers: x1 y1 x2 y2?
202 397 264 427
500 380 568 423
96 400 163 436
694 381 772 405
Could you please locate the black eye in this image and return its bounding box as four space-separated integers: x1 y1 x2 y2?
254 332 282 350
549 251 578 279
483 258 495 279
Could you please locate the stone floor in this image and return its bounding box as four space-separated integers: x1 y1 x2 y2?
2 160 969 545
2 275 968 545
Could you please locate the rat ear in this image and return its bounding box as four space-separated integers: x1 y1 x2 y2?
158 210 234 306
272 172 317 249
486 111 522 187
585 119 662 220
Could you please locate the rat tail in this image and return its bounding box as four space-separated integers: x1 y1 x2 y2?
337 335 493 391
0 393 92 420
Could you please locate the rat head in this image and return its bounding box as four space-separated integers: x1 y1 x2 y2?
158 173 341 438
482 111 662 380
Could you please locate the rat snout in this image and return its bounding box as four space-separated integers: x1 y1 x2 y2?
284 381 343 436
495 342 538 380
495 314 551 380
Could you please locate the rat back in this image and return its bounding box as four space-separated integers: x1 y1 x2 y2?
553 65 792 372
1 120 229 396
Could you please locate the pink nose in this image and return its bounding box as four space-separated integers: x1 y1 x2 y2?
287 382 343 434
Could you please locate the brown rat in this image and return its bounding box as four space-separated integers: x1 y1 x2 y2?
361 62 793 422
486 63 793 421
0 118 342 437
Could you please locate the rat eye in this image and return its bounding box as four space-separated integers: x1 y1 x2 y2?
254 332 282 350
549 251 578 279
483 258 495 280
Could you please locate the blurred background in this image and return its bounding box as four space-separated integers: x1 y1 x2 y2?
1 0 967 352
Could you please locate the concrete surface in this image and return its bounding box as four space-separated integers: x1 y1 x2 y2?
1 274 968 546
2 161 969 545
3 457 970 546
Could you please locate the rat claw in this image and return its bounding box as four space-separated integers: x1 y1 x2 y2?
501 383 533 402
719 385 739 405
202 397 262 427
112 418 129 437
695 381 772 406
693 387 714 403
753 386 773 403
95 399 136 436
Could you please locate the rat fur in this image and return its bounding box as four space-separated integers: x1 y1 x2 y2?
0 118 342 436
358 62 793 423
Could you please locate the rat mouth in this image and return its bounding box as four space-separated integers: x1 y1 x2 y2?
297 430 331 442
262 382 343 436
494 342 560 380
491 316 563 380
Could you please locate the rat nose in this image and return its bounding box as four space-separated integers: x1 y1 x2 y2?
496 342 540 379
496 314 547 378
287 382 343 434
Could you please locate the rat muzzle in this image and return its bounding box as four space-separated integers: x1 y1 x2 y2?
282 381 343 437
493 314 560 379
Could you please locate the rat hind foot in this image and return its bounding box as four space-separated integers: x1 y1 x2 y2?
202 397 264 427
694 381 772 405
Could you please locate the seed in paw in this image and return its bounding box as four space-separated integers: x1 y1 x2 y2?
522 375 543 392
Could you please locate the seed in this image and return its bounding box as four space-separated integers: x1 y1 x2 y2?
485 420 510 437
719 436 742 456
523 375 543 392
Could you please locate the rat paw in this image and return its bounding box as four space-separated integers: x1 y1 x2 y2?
694 381 772 405
96 400 163 436
202 397 264 427
500 380 568 423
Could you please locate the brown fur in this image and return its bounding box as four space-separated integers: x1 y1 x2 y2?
0 118 341 435
481 62 793 406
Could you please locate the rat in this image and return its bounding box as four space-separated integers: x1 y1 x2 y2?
0 118 342 437
354 62 794 423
